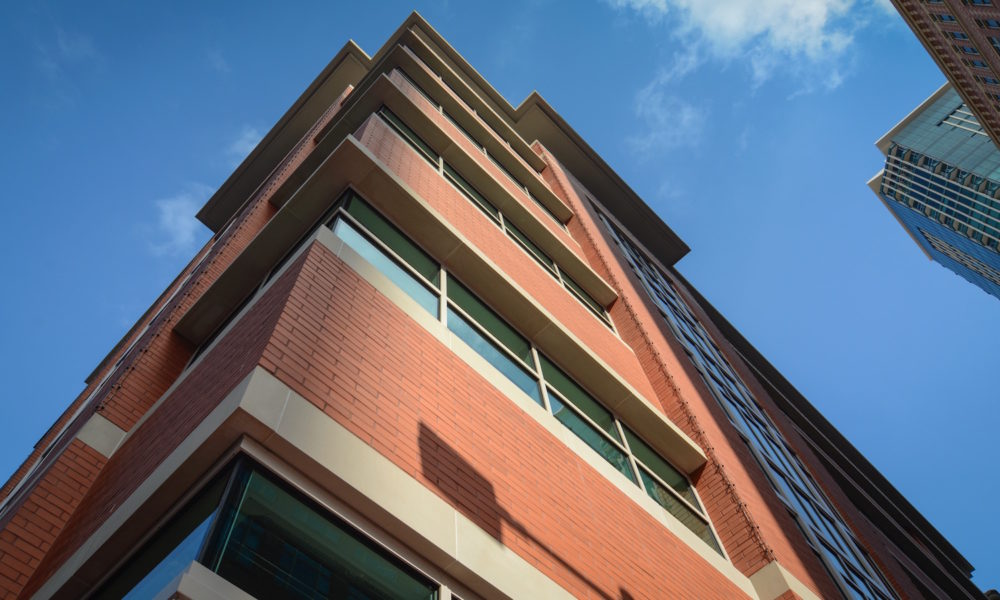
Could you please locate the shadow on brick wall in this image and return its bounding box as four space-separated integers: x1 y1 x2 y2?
419 422 639 600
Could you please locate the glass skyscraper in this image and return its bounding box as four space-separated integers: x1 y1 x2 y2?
872 84 1000 300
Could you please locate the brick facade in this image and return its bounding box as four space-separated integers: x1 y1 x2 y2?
1 13 984 600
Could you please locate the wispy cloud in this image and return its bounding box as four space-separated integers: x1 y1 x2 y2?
608 0 886 90
627 51 707 155
207 49 230 73
149 184 211 257
227 126 262 165
35 27 103 97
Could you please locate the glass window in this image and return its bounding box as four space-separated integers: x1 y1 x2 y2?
562 273 608 319
378 106 439 166
623 426 698 508
547 394 636 483
332 218 438 316
96 460 440 600
447 278 532 364
447 307 542 403
597 211 894 597
506 221 556 272
344 195 440 282
443 162 501 222
93 476 227 600
204 468 438 600
539 355 619 440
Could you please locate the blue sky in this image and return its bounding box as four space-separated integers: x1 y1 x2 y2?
1 0 997 591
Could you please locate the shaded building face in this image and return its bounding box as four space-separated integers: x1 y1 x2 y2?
873 85 1000 299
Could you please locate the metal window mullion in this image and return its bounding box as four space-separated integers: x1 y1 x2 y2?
545 384 626 452
633 461 708 522
532 346 551 414
446 298 537 376
334 210 441 294
617 420 644 486
438 268 448 325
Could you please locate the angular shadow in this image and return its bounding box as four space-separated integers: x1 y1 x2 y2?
418 423 615 600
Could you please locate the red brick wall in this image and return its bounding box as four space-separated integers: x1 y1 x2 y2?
2 83 358 597
0 440 105 599
535 148 842 599
356 115 657 404
19 251 306 599
259 242 752 600
387 68 579 252
707 314 959 599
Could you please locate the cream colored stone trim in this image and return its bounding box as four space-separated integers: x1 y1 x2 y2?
73 412 127 458
348 137 705 473
153 561 255 600
34 367 574 600
293 66 609 306
318 229 756 597
175 134 704 474
749 561 822 600
874 83 951 154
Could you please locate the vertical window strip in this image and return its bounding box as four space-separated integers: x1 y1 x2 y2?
321 193 718 552
598 212 895 598
375 107 612 327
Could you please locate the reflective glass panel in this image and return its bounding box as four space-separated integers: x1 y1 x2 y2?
447 307 542 404
548 394 636 483
333 219 438 315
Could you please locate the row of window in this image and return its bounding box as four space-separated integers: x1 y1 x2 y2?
392 68 564 230
921 227 1000 286
598 213 896 600
95 457 448 599
375 105 612 325
327 190 721 553
881 147 1000 249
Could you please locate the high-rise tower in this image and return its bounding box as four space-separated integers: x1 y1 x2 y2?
871 83 1000 300
890 0 1000 148
0 13 988 600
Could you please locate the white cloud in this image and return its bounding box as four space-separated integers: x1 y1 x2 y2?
227 126 262 164
628 81 706 155
149 185 211 257
608 0 886 89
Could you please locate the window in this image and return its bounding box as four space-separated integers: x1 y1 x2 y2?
965 58 990 67
375 107 612 327
934 13 956 21
597 212 896 599
949 31 970 40
328 194 441 316
965 0 993 5
978 75 1000 84
93 459 441 599
957 44 981 54
325 195 720 552
390 67 566 231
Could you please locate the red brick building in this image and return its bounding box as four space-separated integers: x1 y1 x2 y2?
0 13 987 600
891 0 1000 148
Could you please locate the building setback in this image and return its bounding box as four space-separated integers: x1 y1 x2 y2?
871 83 1000 300
0 13 988 600
891 0 1000 149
